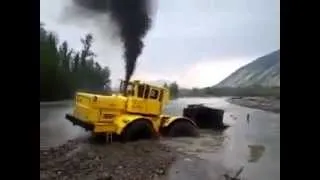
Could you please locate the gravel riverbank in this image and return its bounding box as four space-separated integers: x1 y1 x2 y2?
227 96 280 113
40 138 178 180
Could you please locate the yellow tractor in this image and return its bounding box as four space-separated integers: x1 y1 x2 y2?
65 80 199 142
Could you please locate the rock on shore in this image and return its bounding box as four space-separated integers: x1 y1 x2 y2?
40 138 177 180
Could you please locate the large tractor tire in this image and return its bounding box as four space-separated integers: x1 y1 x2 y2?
168 120 199 137
121 120 157 142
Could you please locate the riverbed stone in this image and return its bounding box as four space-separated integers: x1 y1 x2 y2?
40 138 177 180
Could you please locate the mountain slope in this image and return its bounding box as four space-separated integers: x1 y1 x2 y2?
216 50 280 88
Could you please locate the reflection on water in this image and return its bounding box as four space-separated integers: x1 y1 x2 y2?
248 145 266 163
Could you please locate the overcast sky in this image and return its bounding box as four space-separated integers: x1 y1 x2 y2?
40 0 280 88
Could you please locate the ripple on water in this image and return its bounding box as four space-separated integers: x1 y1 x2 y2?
247 144 266 163
161 129 230 159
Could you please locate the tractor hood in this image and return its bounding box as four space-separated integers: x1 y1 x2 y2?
92 94 127 110
76 92 127 110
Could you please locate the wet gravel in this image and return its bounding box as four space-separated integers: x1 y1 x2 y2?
40 138 177 180
227 96 280 113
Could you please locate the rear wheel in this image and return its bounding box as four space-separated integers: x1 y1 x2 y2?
121 120 157 142
168 121 199 137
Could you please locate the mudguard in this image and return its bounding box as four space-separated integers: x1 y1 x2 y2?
161 116 197 128
114 114 153 135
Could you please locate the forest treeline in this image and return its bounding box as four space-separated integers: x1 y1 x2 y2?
40 23 111 101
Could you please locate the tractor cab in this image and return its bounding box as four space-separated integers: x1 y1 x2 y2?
120 80 170 116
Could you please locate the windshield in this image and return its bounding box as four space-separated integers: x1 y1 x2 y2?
119 80 134 96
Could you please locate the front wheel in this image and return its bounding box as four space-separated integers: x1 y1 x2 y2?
168 121 199 137
121 120 157 142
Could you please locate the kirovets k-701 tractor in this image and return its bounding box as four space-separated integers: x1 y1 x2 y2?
65 80 199 142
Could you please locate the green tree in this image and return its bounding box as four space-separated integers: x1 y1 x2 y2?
40 23 111 101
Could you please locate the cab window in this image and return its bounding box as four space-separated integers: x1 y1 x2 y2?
150 88 159 100
144 85 150 99
127 84 135 96
137 84 145 98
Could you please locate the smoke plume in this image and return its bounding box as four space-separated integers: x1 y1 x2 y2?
72 0 153 91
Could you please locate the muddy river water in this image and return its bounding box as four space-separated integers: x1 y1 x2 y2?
40 97 280 180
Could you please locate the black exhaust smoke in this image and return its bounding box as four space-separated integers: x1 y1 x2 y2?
72 0 153 93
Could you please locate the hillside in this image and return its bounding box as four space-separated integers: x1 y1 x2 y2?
216 50 280 88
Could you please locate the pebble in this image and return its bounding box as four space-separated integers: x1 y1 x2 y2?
40 139 177 180
177 148 184 152
155 168 165 175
